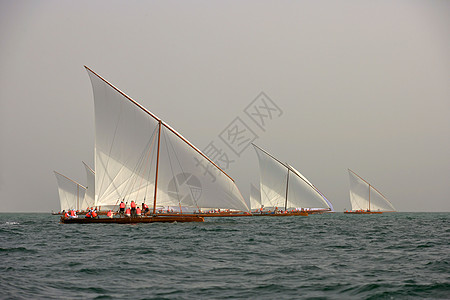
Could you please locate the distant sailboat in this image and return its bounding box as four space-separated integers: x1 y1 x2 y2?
345 169 396 214
54 171 86 212
252 144 333 214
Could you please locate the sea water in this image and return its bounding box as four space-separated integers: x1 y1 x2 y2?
0 213 448 299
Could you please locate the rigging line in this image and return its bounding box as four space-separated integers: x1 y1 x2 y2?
285 169 289 211
121 142 148 202
85 66 234 182
82 161 95 175
162 128 189 211
164 127 201 211
124 129 157 200
54 171 87 189
135 127 158 204
162 128 182 208
153 121 162 214
97 106 123 205
144 130 157 204
115 124 158 203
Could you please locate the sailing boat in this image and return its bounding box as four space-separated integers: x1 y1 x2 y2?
54 171 86 213
252 144 333 215
62 66 249 223
345 169 396 214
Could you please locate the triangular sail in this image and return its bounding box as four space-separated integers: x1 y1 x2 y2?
253 145 288 209
287 164 333 211
81 161 96 210
348 169 395 211
86 66 249 212
253 144 332 210
54 171 86 211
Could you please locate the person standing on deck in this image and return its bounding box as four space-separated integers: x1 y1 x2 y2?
130 201 137 217
119 200 125 215
136 206 142 217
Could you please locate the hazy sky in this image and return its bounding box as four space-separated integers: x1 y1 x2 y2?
1 0 449 212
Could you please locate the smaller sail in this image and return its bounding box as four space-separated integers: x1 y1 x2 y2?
253 144 288 209
54 171 86 211
348 169 395 211
249 183 262 211
82 162 95 210
287 164 333 211
368 185 396 211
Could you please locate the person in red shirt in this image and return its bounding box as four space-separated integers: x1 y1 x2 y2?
125 207 131 217
130 201 137 217
119 200 125 215
136 206 142 217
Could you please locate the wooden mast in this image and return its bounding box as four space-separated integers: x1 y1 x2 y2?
368 184 371 212
284 169 289 211
153 121 162 215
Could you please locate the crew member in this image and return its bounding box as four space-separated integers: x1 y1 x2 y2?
130 201 137 217
119 200 125 215
142 203 149 214
136 206 142 217
125 207 131 217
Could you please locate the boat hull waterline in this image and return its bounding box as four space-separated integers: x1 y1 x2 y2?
344 211 383 214
60 215 204 224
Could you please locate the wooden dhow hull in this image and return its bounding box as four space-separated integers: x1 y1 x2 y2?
344 211 383 214
251 211 308 217
60 215 204 224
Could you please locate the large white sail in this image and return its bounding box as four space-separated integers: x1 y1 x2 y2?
54 171 86 211
86 67 249 212
81 161 95 210
253 144 332 210
348 169 395 211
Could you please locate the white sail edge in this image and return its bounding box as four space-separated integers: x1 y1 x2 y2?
369 182 396 211
82 161 95 174
252 143 289 169
53 171 87 190
348 168 371 186
84 66 234 183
